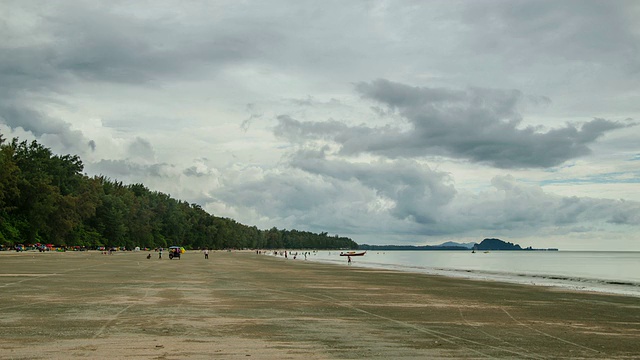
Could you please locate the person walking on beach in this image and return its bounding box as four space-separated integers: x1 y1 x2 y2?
204 248 209 259
159 248 163 259
348 255 352 265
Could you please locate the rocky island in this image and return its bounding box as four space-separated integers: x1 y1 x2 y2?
474 238 558 251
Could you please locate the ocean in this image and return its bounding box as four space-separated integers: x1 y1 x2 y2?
294 250 640 298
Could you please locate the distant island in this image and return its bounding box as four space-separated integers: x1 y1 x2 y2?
475 238 519 250
359 238 558 251
475 238 558 251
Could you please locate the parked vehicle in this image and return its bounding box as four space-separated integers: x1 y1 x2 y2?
168 246 184 260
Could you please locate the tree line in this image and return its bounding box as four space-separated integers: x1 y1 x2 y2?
0 134 358 250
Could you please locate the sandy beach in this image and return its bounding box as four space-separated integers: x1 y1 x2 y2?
0 250 638 359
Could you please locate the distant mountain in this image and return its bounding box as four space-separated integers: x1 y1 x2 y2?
438 241 477 249
359 238 557 251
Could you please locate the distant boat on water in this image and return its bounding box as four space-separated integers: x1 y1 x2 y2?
340 251 366 257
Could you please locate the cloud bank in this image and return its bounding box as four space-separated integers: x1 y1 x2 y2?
1 1 639 250
276 79 633 168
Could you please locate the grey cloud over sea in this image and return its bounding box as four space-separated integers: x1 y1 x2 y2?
276 79 633 168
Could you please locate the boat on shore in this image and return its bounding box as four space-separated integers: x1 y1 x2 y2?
340 251 366 257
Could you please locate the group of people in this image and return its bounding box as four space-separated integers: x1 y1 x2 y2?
275 250 312 260
146 248 210 259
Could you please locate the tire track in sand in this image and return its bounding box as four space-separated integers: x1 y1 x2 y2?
501 307 600 354
241 280 543 359
458 308 545 360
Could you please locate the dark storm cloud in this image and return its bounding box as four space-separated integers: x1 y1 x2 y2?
462 0 640 70
0 1 280 151
0 6 93 152
0 101 90 153
276 79 633 169
2 2 276 85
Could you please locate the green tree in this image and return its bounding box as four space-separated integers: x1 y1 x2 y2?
0 135 22 246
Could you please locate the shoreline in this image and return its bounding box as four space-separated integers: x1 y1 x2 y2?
3 249 640 297
290 249 640 298
1 250 639 359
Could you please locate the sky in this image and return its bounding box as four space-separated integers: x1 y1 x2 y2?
1 0 639 250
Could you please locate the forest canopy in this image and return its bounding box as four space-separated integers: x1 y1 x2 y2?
0 134 358 250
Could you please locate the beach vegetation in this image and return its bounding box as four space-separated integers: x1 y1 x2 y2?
0 134 358 250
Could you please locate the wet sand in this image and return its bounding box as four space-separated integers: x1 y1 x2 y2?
0 250 639 359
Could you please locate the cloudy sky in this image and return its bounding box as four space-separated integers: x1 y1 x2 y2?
2 0 639 250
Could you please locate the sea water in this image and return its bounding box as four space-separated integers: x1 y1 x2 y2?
299 250 640 297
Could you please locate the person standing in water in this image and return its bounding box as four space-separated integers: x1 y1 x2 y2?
348 255 352 265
